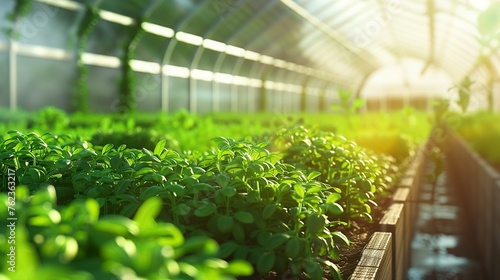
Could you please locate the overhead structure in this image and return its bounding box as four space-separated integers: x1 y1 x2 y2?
0 0 499 113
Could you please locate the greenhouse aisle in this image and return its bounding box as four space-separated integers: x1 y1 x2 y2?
407 157 485 280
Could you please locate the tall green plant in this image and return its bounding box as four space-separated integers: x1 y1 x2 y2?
118 19 145 114
4 0 33 38
332 89 365 126
449 76 474 113
73 4 100 113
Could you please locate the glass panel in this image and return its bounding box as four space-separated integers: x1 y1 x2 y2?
135 72 161 112
148 0 195 28
15 2 78 49
86 17 129 57
135 32 168 62
167 76 189 112
169 41 197 67
181 2 222 37
99 0 151 19
16 56 73 110
87 66 120 113
0 51 8 107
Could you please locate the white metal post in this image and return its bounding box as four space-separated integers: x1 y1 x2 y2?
9 39 17 111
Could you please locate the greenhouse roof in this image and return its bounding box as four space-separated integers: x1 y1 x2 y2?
1 0 499 112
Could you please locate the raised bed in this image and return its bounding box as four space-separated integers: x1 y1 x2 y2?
446 132 500 280
350 232 392 280
349 145 427 280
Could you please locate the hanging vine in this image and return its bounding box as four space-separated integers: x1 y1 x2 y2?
73 5 100 113
118 18 146 114
4 0 33 38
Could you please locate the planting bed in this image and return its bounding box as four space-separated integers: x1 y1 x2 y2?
349 143 426 280
0 111 430 279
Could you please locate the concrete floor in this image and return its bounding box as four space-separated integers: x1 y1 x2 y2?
407 158 485 280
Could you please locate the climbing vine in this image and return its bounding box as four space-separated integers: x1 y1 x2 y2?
73 5 100 113
4 0 33 38
118 18 146 114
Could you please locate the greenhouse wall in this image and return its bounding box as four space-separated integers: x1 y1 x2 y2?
16 56 73 111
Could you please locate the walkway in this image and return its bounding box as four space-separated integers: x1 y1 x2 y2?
407 156 485 280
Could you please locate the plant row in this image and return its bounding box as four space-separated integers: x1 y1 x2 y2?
1 125 397 279
0 186 252 279
453 111 500 168
0 107 431 159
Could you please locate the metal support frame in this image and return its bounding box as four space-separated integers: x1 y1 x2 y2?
210 0 279 112
189 0 247 114
9 38 17 111
279 0 379 70
421 0 436 74
159 0 209 113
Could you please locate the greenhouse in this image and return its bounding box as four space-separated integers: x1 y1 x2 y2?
1 0 499 279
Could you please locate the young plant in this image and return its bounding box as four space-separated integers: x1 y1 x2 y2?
0 185 252 279
332 89 365 127
449 76 474 113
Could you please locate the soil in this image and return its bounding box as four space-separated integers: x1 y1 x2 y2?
239 195 393 280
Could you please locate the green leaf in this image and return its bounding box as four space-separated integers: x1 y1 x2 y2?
306 214 326 234
102 143 114 154
189 183 213 193
173 203 190 216
133 197 163 227
135 167 155 177
165 184 186 196
262 203 277 219
154 139 167 156
233 211 254 224
217 241 239 259
85 199 100 223
93 215 139 236
326 203 344 216
117 194 139 204
28 209 61 226
326 193 342 203
285 237 301 258
139 186 163 200
304 258 323 280
264 233 290 250
220 187 237 197
194 202 217 217
305 185 323 194
217 215 234 233
232 222 245 243
226 260 254 276
41 235 78 263
115 179 133 195
257 252 275 274
31 184 57 205
322 259 342 280
331 231 350 247
142 223 184 247
293 184 305 199
120 202 140 217
216 173 230 187
234 245 249 260
110 155 122 169
55 159 71 169
307 171 322 180
143 173 166 183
